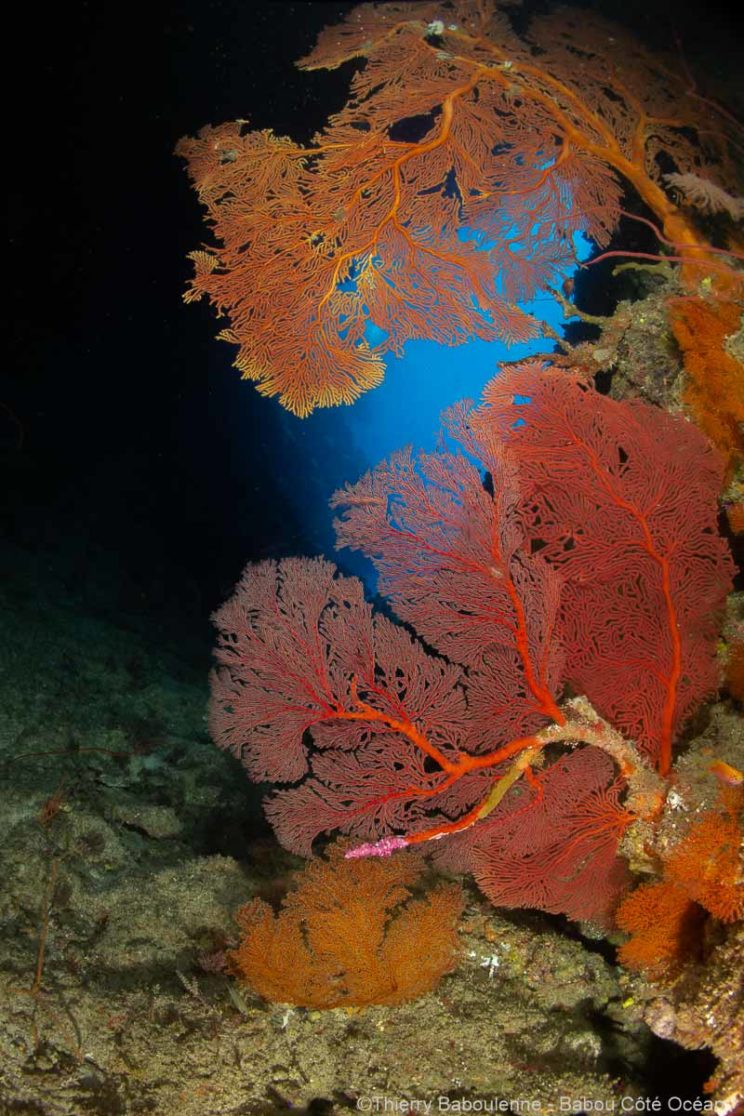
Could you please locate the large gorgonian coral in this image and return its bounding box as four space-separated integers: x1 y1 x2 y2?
210 363 733 924
178 2 742 415
229 842 463 1007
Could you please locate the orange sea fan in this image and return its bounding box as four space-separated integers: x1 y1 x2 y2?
665 809 744 923
617 793 744 976
668 297 744 482
229 843 464 1008
179 2 741 415
616 880 705 978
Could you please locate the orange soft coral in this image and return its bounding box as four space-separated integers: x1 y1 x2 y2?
617 791 744 977
229 843 464 1008
668 297 744 483
665 803 744 923
616 880 704 978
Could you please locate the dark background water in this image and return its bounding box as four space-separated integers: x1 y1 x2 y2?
3 0 741 654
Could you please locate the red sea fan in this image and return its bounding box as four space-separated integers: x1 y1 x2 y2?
210 556 498 855
330 422 566 728
470 364 733 773
210 365 732 921
438 748 633 925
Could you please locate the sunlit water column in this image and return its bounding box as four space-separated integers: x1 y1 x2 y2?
270 232 592 586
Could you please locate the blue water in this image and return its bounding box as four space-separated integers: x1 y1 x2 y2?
266 232 592 583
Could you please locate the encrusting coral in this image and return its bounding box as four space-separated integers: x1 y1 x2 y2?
229 842 464 1008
